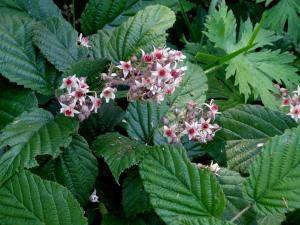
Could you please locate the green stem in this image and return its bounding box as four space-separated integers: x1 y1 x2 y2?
72 0 76 28
230 204 252 223
178 0 197 42
247 12 266 47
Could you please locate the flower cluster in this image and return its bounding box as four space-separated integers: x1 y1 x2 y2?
162 100 221 144
58 75 103 121
197 161 221 176
101 47 187 104
276 84 300 122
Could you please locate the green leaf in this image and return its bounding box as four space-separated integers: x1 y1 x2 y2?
125 100 168 144
0 108 78 186
257 214 286 225
217 104 297 172
33 134 98 205
90 5 176 63
205 1 299 108
167 62 207 117
122 170 151 217
92 133 147 184
0 170 87 225
0 81 38 130
0 0 62 20
101 214 146 225
217 169 256 225
180 218 233 225
33 17 84 72
139 145 225 224
243 126 300 214
0 15 53 95
258 0 300 45
81 0 194 35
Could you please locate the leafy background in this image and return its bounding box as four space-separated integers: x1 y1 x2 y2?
0 0 299 224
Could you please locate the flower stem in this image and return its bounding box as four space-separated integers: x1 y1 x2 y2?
72 0 76 28
178 0 197 42
230 204 252 223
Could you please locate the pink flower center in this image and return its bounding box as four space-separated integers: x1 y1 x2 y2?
144 54 153 62
76 90 84 98
188 127 196 135
294 108 300 115
104 90 111 96
165 129 173 137
123 63 130 70
171 69 179 79
283 98 290 105
95 99 101 107
211 105 219 111
65 109 72 116
65 79 72 86
159 69 167 77
202 123 209 129
155 52 163 59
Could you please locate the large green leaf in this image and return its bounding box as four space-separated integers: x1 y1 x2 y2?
81 0 194 35
0 15 53 95
0 108 78 186
0 81 38 130
0 170 87 225
101 214 146 225
180 218 233 225
139 145 225 224
216 104 296 172
33 17 84 72
122 170 151 217
244 126 300 214
204 1 299 108
90 5 176 63
217 169 256 225
0 0 61 20
92 133 147 184
33 134 98 205
125 100 168 144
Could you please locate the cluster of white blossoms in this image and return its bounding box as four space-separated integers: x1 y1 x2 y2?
58 75 117 121
101 47 187 104
163 100 221 144
276 84 300 122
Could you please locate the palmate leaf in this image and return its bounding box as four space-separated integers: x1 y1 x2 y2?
0 170 87 225
0 0 61 20
33 17 85 72
244 126 300 214
92 133 148 184
0 108 78 186
216 104 296 172
90 5 176 63
205 1 299 108
122 170 151 217
0 15 53 95
81 0 194 35
257 0 300 45
33 134 98 205
139 145 225 225
0 81 38 130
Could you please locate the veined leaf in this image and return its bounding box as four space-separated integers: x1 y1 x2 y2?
90 5 176 63
139 145 225 224
257 0 300 45
33 17 84 72
0 170 87 225
0 15 53 95
0 81 38 130
257 214 286 225
122 170 151 217
0 108 78 186
81 0 194 35
204 1 299 108
180 218 233 225
0 0 61 20
92 132 147 184
33 134 98 205
216 105 296 172
244 126 300 214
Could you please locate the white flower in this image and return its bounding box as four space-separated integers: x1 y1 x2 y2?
163 125 176 143
89 189 99 203
60 75 78 93
209 161 220 175
100 87 116 103
141 49 153 63
183 122 199 140
89 94 102 113
77 33 91 48
288 105 300 122
151 63 171 80
71 88 87 105
199 118 213 135
59 103 79 117
116 61 132 78
172 50 186 61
